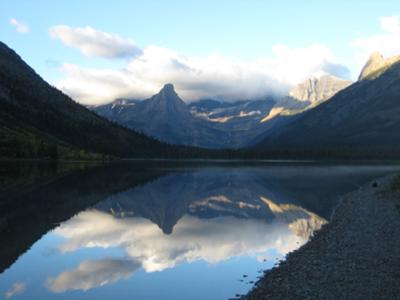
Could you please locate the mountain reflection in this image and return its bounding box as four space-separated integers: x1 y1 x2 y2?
47 169 331 292
1 162 399 299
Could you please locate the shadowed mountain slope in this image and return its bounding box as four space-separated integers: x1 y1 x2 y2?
255 56 400 156
0 41 187 158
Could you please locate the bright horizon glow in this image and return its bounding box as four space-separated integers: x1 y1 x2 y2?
1 1 400 104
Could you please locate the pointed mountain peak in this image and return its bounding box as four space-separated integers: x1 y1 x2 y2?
154 83 183 102
162 83 175 92
369 51 384 61
358 52 400 81
145 83 190 117
158 83 177 97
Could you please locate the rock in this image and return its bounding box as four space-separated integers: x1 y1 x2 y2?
358 52 400 81
244 174 400 299
289 74 352 104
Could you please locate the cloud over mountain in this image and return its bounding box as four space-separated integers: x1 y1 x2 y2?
48 25 350 105
49 25 142 59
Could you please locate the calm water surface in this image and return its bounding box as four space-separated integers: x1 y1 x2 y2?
0 161 399 299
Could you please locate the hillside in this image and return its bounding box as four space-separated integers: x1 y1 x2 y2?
0 41 184 159
255 54 400 157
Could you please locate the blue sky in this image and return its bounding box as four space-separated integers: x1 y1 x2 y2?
1 0 400 103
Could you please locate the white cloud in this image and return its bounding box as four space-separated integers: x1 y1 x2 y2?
351 15 400 65
47 259 140 293
57 63 136 102
49 25 349 104
53 204 324 273
49 25 142 59
55 43 349 105
380 15 400 33
4 282 26 299
9 18 29 34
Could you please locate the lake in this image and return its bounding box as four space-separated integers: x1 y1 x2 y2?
0 161 399 300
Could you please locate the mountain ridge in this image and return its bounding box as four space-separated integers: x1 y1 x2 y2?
358 52 400 81
289 74 352 104
93 75 350 149
254 58 400 154
0 41 190 159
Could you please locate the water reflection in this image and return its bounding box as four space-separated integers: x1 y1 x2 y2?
0 162 165 273
0 162 399 300
4 282 25 299
47 258 140 293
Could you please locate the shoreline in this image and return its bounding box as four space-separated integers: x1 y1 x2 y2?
2 158 400 165
244 174 400 300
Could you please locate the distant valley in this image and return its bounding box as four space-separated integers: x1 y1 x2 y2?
91 74 352 148
1 39 400 159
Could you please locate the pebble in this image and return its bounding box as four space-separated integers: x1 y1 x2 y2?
244 176 400 300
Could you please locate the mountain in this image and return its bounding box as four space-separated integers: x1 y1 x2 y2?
0 41 183 159
358 52 400 81
94 84 279 148
93 84 233 148
185 74 351 141
93 75 349 150
289 74 352 104
188 98 280 147
255 54 400 157
187 73 352 124
88 98 142 120
189 98 275 123
260 74 352 120
113 83 198 144
243 75 352 146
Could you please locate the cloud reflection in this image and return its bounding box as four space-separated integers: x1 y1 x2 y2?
47 258 140 293
47 186 327 293
54 206 324 273
4 282 26 299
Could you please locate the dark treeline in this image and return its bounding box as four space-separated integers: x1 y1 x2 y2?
3 130 400 161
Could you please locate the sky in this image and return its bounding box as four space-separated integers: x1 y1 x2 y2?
1 0 400 104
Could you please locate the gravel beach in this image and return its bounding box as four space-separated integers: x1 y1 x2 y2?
244 175 400 300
